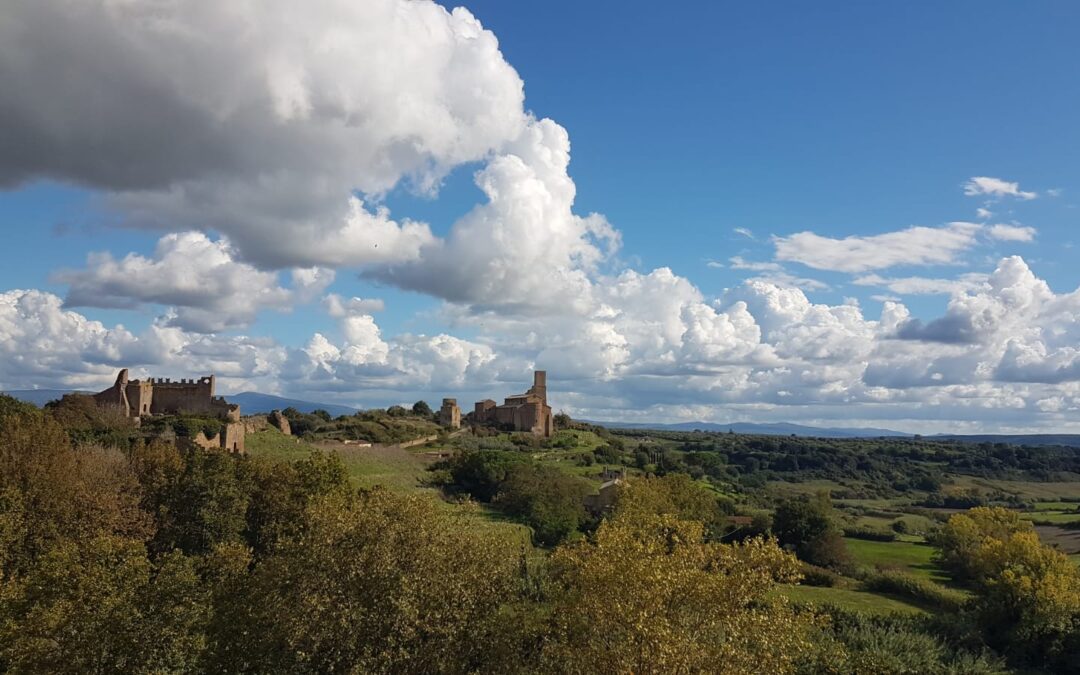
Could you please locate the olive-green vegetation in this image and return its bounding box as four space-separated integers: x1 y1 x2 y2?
280 405 442 444
2 395 1079 673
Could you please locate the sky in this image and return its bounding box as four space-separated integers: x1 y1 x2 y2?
1 0 1079 433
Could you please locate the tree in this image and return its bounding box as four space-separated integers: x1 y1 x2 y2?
411 400 433 417
771 492 849 569
0 411 150 577
205 490 522 673
542 509 815 673
498 464 591 546
142 446 253 557
0 536 209 673
931 506 1031 581
445 450 526 502
613 473 733 539
244 451 351 556
932 509 1080 670
968 530 1080 669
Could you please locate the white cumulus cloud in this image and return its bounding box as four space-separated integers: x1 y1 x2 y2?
986 223 1036 242
963 176 1037 200
55 232 332 332
0 0 527 268
773 222 982 273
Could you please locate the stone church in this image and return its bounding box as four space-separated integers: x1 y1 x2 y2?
473 370 554 437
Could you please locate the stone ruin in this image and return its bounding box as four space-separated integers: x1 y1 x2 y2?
268 409 291 435
472 370 554 437
93 369 245 453
439 398 461 429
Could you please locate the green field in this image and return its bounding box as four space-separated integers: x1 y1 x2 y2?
776 584 927 615
246 429 432 491
1021 511 1080 524
844 537 947 582
1032 501 1080 511
246 429 535 542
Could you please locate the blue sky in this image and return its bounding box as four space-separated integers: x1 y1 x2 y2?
1 1 1079 432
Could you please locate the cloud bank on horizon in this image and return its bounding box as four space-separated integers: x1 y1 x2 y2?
0 0 1076 433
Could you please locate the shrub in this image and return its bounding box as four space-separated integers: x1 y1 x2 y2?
798 611 1005 675
800 563 841 587
861 570 968 612
842 526 897 542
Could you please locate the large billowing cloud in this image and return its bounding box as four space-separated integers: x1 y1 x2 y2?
367 118 620 314
0 0 526 267
7 255 1080 431
56 232 333 332
0 289 284 393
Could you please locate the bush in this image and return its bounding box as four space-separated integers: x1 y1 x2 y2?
842 526 897 542
800 563 841 587
798 611 1005 675
861 570 968 612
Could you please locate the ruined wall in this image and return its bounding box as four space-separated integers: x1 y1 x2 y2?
183 422 246 454
268 409 291 435
222 422 245 453
143 376 215 415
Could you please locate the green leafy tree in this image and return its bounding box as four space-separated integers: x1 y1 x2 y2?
245 451 351 556
143 446 253 556
613 473 734 539
498 464 591 546
411 400 433 417
772 492 849 569
445 450 526 502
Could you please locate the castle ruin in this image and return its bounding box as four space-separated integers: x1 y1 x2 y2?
93 369 245 452
473 370 554 437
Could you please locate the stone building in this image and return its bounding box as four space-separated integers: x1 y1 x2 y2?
93 369 245 452
439 398 461 429
473 370 554 437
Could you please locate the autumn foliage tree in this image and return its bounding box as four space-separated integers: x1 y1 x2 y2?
935 508 1080 670
542 505 816 673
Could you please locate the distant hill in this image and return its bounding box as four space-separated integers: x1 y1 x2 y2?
586 420 912 438
588 419 1080 447
2 389 85 406
930 433 1080 448
3 388 359 418
226 392 358 418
